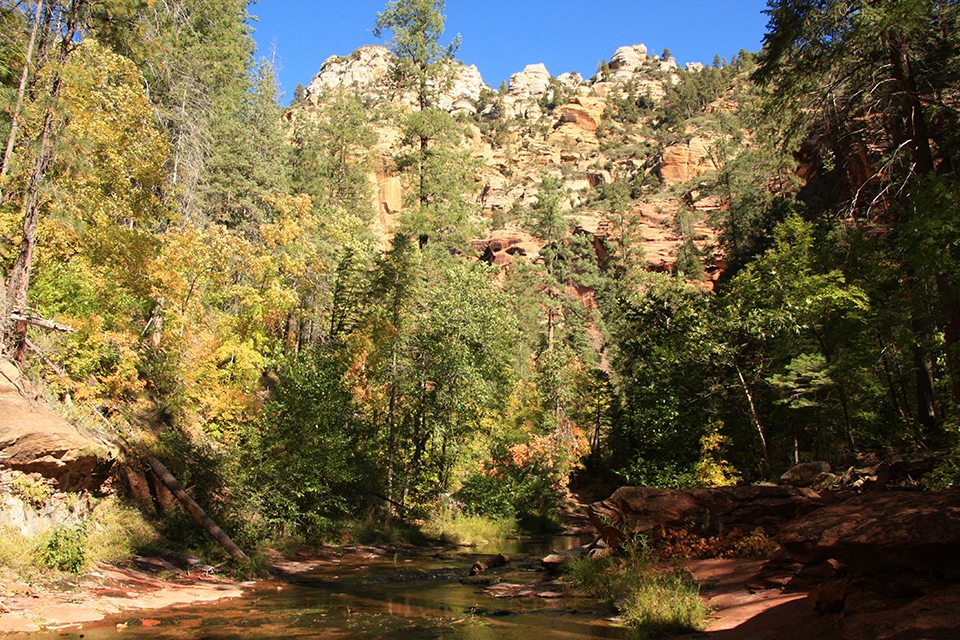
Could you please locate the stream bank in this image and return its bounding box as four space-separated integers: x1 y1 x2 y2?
0 537 837 639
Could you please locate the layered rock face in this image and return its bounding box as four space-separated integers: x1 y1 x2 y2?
0 361 116 492
302 42 724 282
659 135 721 184
777 490 960 575
589 481 960 639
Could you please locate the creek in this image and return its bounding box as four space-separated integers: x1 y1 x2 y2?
24 536 629 639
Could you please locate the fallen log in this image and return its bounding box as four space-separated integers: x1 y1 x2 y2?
470 553 511 575
10 312 74 333
145 454 248 562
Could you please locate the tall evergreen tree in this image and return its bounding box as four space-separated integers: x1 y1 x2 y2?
139 0 264 225
373 0 478 250
754 0 960 423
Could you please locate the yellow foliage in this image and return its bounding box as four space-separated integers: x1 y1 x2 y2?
694 420 742 487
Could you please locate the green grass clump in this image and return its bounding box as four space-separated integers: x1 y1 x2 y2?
619 569 708 638
0 526 35 570
85 497 158 565
566 536 709 638
422 511 516 545
0 497 159 577
346 512 430 547
37 525 86 573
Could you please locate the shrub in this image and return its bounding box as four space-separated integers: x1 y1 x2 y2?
37 526 86 574
11 475 53 508
455 433 570 533
654 526 778 560
231 352 379 543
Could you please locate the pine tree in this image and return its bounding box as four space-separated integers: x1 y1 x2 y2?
754 0 960 420
139 0 260 225
373 0 478 249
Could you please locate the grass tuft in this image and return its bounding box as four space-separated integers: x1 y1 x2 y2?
566 535 709 637
422 511 515 545
85 497 158 565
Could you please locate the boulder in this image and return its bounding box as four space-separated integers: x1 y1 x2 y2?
780 461 833 488
0 361 115 491
608 44 648 74
556 71 583 90
587 485 826 549
777 489 960 576
470 553 510 575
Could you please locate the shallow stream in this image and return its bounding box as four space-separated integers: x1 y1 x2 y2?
24 537 629 639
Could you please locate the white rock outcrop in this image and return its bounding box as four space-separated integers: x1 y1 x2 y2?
307 45 392 101
306 45 489 110
509 63 551 99
608 44 649 82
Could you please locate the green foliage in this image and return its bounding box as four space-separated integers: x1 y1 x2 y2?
11 475 53 508
659 66 728 131
394 107 480 249
233 352 377 541
373 0 461 108
37 525 86 574
291 89 375 219
455 436 566 532
603 274 718 477
925 455 960 490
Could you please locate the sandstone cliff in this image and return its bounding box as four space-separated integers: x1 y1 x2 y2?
297 42 737 284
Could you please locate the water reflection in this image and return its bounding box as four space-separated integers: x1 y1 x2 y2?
17 537 626 640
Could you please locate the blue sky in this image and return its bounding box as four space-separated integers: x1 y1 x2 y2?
249 0 773 102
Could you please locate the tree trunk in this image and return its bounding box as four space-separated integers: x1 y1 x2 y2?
734 360 771 478
887 34 960 409
145 454 248 562
4 6 78 358
912 315 938 433
1 0 45 179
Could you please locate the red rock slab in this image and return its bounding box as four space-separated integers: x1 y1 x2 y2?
677 559 842 640
0 571 243 633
